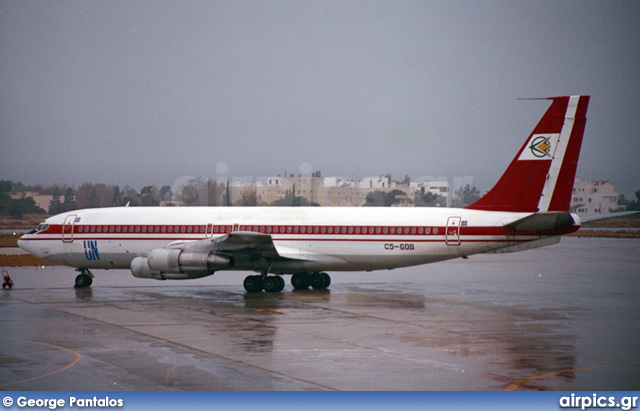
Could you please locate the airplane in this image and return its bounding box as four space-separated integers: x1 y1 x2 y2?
18 95 590 293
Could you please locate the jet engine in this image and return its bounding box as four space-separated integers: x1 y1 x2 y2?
130 248 234 280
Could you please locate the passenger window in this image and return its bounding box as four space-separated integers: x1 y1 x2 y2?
376 227 381 234
341 227 347 234
382 227 388 234
348 227 354 234
390 227 395 234
161 226 166 233
327 227 333 234
425 228 431 234
320 226 326 234
187 226 192 233
411 227 416 235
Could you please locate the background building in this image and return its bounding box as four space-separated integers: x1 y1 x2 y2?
570 177 623 216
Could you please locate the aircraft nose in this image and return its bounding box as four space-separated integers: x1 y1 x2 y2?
17 235 33 254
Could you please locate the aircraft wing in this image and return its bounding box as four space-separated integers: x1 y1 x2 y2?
177 231 343 263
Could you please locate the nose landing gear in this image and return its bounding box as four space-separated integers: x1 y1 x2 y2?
74 268 94 288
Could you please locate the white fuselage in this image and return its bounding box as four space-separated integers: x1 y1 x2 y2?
18 206 554 275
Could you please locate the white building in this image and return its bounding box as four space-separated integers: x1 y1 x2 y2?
570 177 623 217
360 176 391 189
410 179 450 207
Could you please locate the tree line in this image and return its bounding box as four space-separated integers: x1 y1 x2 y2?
1 179 489 218
620 191 640 211
0 181 43 218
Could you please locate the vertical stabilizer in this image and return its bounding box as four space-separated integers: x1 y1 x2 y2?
466 95 589 213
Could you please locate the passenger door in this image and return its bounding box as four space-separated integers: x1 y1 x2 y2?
445 216 461 246
62 214 76 243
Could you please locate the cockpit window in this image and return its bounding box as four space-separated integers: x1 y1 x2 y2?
35 223 50 233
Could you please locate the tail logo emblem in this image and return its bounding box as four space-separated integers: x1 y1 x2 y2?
529 136 552 158
518 134 559 161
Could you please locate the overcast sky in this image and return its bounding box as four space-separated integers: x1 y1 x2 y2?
1 1 639 197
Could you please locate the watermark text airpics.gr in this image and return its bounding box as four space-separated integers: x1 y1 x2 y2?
559 393 638 410
4 396 124 409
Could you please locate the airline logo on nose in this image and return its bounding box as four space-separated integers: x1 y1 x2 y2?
518 134 559 160
84 240 100 261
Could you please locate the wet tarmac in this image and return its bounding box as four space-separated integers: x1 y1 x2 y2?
1 237 639 391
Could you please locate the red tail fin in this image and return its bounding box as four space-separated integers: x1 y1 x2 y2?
466 95 590 213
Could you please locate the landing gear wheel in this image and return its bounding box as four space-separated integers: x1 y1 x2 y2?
310 272 330 290
320 272 331 288
264 276 285 293
243 275 264 293
291 273 311 290
75 273 92 288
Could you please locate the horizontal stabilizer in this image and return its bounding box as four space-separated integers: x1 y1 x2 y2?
486 236 561 254
579 211 640 223
504 212 576 233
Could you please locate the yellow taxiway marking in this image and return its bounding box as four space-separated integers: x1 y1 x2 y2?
0 337 82 388
45 280 74 288
255 308 296 316
505 361 640 391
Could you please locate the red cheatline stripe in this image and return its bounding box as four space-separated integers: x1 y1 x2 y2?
21 236 536 244
35 224 569 237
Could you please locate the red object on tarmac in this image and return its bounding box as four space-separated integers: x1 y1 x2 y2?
2 269 13 289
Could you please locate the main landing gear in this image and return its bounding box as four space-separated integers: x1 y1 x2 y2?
292 272 331 290
243 275 285 293
243 272 331 293
75 268 94 288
